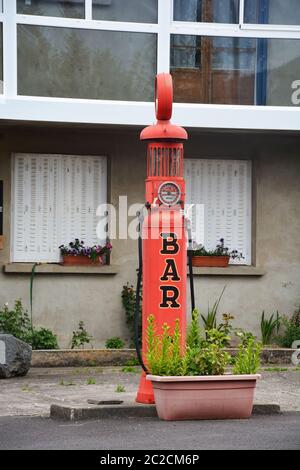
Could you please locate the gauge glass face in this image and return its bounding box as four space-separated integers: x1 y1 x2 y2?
158 182 181 206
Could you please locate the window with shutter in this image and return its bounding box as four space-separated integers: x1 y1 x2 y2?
12 153 107 263
185 159 252 265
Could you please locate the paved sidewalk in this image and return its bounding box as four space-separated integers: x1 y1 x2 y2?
0 367 299 417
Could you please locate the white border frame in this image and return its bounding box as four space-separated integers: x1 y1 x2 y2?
0 0 299 131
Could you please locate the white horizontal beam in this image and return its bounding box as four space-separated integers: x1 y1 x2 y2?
0 96 300 131
171 22 300 39
16 14 158 33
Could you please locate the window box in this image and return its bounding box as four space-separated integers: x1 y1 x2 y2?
62 254 107 266
192 255 229 268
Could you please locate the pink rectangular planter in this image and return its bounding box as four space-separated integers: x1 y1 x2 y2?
147 374 261 421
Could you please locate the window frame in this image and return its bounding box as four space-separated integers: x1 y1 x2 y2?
184 157 252 266
11 152 108 263
1 0 300 130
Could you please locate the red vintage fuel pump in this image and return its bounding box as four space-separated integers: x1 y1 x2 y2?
136 73 193 404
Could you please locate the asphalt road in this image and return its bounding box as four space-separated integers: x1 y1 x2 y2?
0 414 299 450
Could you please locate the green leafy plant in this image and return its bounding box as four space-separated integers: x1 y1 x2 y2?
218 313 235 339
234 329 256 346
201 286 226 332
59 379 75 386
29 328 58 350
186 309 202 350
0 300 31 343
115 385 126 393
146 313 231 377
233 332 261 374
87 377 96 385
122 283 142 346
71 321 93 349
0 300 58 350
122 366 137 373
260 311 281 345
105 337 125 349
124 357 139 366
184 329 231 376
193 238 243 260
146 315 182 376
279 307 300 347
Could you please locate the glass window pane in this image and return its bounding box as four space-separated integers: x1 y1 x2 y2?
173 0 239 23
17 26 157 101
17 0 85 18
245 0 300 25
0 23 2 94
171 34 300 106
92 0 158 23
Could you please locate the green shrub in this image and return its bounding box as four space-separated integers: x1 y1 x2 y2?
146 316 182 376
200 287 226 331
200 287 234 344
186 309 202 350
260 311 281 345
146 312 231 377
29 328 58 350
0 300 31 343
105 337 125 349
279 308 300 347
233 332 261 375
184 329 231 376
122 283 142 346
0 300 58 349
71 321 93 349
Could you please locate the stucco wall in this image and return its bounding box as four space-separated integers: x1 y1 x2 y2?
0 125 299 347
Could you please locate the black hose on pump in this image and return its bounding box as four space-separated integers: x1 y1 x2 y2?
134 210 149 374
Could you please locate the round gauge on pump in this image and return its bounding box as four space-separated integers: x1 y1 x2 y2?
158 182 181 206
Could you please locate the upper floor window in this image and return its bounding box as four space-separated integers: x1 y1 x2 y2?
171 34 300 106
173 0 240 24
17 0 85 18
92 0 158 23
17 25 157 101
244 0 300 26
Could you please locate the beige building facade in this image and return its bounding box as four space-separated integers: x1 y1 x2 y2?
0 125 299 347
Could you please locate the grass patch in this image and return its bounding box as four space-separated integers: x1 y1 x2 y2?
262 367 289 372
115 385 126 393
124 358 139 367
59 379 76 386
87 377 96 385
121 366 139 373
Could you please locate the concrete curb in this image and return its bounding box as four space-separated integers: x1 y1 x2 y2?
50 404 158 421
50 403 281 421
32 348 298 368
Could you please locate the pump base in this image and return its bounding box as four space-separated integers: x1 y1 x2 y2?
136 371 155 404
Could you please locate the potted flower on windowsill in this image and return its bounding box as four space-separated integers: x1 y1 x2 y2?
146 311 261 421
59 239 112 266
192 238 243 267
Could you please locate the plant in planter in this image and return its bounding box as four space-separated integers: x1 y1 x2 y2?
59 239 112 266
192 238 243 267
146 311 261 421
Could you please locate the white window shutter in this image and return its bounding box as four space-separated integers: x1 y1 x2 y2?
12 154 107 262
185 159 252 265
12 155 27 261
